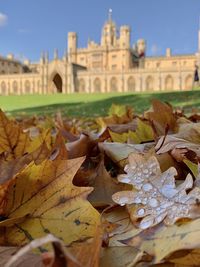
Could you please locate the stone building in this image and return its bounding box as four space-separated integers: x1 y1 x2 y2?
0 11 198 95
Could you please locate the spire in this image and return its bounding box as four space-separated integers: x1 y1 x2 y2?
108 8 112 22
54 49 58 60
45 51 49 63
40 51 45 64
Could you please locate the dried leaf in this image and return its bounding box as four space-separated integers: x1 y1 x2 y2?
0 157 100 246
0 246 43 267
121 219 200 264
0 110 31 160
99 142 153 168
145 99 178 136
112 154 200 229
88 160 129 207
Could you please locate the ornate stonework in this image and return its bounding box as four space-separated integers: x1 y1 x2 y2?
0 13 198 95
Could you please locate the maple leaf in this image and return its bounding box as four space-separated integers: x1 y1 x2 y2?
112 154 200 229
0 157 100 246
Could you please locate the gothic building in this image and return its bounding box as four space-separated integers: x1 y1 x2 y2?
0 12 198 95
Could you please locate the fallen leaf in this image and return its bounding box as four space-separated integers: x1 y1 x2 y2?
0 157 100 246
0 110 31 160
112 154 200 229
145 99 178 136
88 159 129 207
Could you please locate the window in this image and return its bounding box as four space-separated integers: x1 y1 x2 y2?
112 64 117 70
112 54 117 59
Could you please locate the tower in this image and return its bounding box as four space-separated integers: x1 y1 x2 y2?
120 26 131 49
68 32 77 63
101 9 117 46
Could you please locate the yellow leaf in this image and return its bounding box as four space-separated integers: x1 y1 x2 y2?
0 110 31 159
184 159 198 177
108 130 128 143
129 119 154 144
108 104 127 117
123 219 200 264
0 157 100 246
108 119 154 144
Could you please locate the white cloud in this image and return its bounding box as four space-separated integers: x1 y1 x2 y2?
151 44 161 55
0 12 8 27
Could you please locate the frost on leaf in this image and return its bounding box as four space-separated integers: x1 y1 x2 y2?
112 154 200 229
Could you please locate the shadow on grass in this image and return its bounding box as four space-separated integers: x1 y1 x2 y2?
8 90 200 117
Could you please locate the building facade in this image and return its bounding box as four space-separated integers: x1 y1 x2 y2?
0 12 199 95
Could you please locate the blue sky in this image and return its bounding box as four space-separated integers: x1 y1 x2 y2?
0 0 200 62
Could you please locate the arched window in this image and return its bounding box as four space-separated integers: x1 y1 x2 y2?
146 76 154 91
1 81 6 95
127 76 136 91
93 78 101 92
110 77 118 92
165 75 174 90
185 75 193 90
24 80 31 93
76 78 85 92
12 81 18 94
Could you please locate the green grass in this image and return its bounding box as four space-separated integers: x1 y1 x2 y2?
1 90 200 118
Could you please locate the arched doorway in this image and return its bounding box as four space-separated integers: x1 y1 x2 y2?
53 73 62 93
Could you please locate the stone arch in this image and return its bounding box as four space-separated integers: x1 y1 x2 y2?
127 76 136 91
110 77 118 92
24 80 31 94
1 81 6 95
145 76 154 91
165 75 174 90
93 78 101 92
76 78 85 92
52 73 62 93
12 81 18 94
185 74 193 90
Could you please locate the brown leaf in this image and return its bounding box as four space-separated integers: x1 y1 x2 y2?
88 159 130 207
66 134 96 159
145 99 178 136
0 246 43 267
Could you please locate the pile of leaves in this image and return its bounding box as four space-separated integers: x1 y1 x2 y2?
2 100 200 266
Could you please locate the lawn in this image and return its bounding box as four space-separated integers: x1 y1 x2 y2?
0 90 200 117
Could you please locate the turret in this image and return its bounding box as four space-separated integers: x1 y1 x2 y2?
68 32 77 63
54 49 59 60
120 25 131 48
101 9 117 46
45 51 49 63
40 51 45 64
